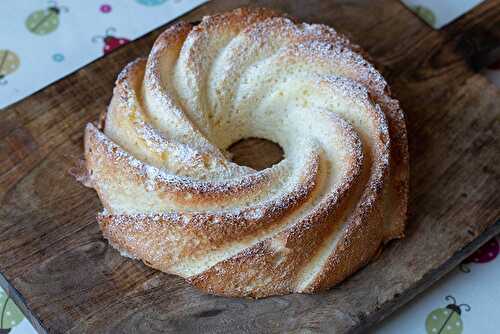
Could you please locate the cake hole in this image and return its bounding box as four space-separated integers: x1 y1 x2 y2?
227 138 284 171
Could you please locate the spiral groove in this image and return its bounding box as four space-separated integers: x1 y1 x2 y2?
84 8 408 297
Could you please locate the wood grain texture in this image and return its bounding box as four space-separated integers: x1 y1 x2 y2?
1 0 499 333
228 138 284 171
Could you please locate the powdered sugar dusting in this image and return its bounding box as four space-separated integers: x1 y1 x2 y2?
84 7 408 298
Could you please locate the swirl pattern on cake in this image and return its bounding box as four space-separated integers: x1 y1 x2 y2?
83 7 409 298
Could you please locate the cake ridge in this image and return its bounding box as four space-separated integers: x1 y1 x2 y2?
83 7 408 298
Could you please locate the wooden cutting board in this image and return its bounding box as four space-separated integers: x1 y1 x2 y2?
1 0 499 333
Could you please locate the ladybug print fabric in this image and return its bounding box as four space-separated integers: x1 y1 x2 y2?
103 35 130 54
0 50 20 85
0 288 24 333
25 3 68 35
426 308 463 334
466 237 499 264
136 0 168 6
425 296 470 334
460 237 499 273
92 28 130 55
0 0 209 109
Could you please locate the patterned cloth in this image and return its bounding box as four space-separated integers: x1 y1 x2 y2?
374 237 499 334
0 1 498 333
401 0 485 28
0 0 208 109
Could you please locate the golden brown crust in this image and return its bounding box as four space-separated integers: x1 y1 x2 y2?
82 7 408 298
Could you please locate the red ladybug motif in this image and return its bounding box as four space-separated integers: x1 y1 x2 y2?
92 28 130 55
466 237 499 263
460 237 499 272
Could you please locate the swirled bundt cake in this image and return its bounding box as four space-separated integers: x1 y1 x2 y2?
83 7 409 298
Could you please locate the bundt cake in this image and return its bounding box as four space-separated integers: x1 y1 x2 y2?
83 7 409 298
